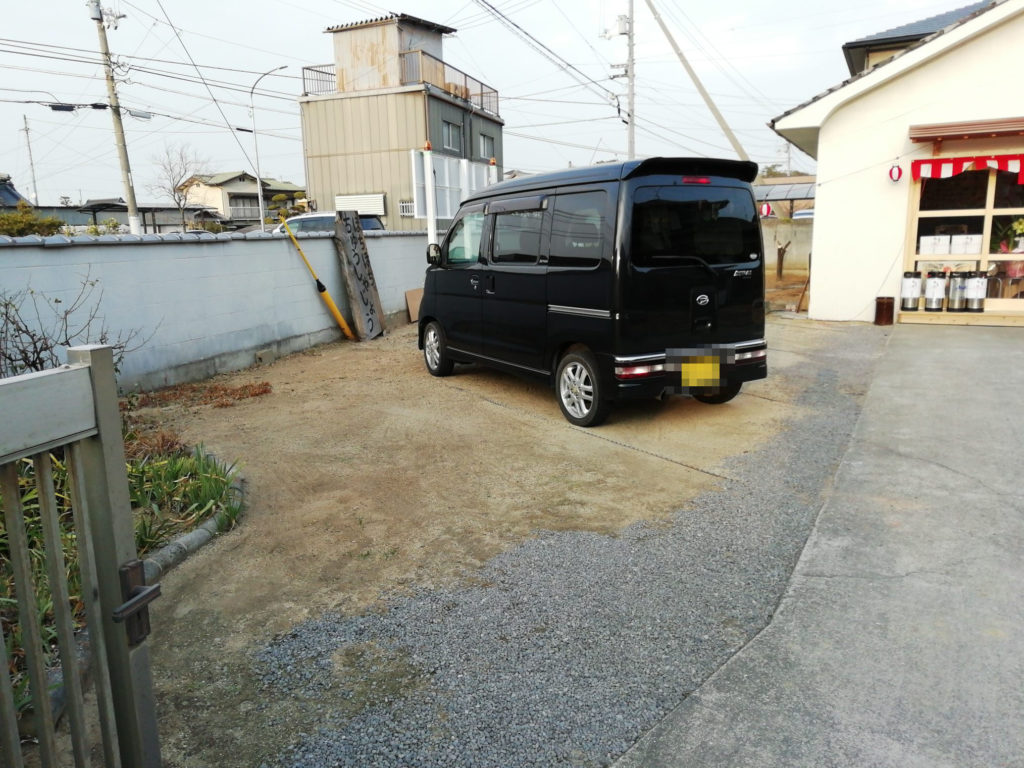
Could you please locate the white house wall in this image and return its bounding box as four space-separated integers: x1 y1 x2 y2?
808 10 1024 322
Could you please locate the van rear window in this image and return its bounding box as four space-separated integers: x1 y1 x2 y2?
630 186 759 267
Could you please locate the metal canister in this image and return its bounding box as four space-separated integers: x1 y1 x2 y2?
900 271 922 311
924 271 945 312
966 270 986 313
947 271 968 312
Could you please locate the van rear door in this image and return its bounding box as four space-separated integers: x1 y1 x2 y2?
621 179 764 351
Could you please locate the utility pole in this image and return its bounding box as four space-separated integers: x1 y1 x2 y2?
21 116 39 205
644 0 749 161
612 5 637 159
626 0 635 160
88 0 142 234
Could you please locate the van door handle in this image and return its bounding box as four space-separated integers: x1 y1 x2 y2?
485 275 496 295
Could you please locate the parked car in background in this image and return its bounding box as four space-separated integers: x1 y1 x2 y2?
792 209 814 219
273 212 385 234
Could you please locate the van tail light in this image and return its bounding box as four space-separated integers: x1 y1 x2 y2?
615 363 665 380
681 176 711 184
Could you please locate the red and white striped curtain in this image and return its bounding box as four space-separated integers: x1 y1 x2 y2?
912 154 1024 182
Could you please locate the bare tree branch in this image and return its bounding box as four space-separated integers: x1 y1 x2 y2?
147 143 209 231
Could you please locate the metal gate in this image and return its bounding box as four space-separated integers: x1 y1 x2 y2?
1 346 161 767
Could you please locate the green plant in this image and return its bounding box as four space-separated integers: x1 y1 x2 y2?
128 445 242 555
85 218 121 236
994 217 1024 253
0 201 64 237
1 441 241 717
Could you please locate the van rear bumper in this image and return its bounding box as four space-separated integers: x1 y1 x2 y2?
608 339 767 400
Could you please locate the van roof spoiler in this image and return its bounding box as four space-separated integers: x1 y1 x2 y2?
473 157 759 201
622 157 759 183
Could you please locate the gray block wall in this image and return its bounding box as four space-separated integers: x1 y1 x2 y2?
0 231 428 391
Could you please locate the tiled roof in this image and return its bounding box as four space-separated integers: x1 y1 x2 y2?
849 1 993 44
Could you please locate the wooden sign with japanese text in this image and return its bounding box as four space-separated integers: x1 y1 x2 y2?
332 211 385 341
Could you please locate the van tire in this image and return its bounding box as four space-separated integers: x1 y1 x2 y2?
692 381 742 404
423 321 454 377
556 348 610 427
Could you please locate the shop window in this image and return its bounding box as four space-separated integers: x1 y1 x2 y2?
994 170 1024 209
919 170 987 210
909 156 1024 306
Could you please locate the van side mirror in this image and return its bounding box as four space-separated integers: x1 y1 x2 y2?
427 243 441 265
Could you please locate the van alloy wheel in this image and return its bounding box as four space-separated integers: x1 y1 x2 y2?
423 321 454 377
556 348 610 427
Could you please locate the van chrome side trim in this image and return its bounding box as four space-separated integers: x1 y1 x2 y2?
446 346 550 376
548 305 612 319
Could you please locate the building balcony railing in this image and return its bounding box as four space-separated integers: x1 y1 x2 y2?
302 51 499 117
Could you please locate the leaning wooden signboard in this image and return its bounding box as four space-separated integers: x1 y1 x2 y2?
332 211 385 341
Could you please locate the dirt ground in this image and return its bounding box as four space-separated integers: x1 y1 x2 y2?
134 287 811 766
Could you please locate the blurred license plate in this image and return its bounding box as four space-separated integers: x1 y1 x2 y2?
679 355 721 387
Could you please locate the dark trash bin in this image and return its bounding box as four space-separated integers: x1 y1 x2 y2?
874 296 894 326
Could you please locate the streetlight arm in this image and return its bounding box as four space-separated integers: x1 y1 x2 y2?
250 65 287 233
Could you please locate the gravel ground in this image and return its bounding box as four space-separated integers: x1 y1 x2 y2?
252 319 886 768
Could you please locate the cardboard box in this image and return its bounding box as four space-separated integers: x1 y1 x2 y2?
919 235 951 255
950 234 982 255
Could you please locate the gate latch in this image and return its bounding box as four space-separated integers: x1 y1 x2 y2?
113 559 161 647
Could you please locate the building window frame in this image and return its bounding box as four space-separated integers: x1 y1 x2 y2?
480 133 495 161
442 120 462 153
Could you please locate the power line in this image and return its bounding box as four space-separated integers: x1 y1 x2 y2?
0 36 304 82
153 0 255 169
470 0 619 106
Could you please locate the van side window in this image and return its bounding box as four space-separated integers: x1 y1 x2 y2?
444 211 485 265
549 191 607 267
492 210 543 264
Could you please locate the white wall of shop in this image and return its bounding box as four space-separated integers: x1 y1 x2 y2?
785 4 1024 322
0 232 428 391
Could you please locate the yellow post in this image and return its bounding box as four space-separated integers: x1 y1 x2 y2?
279 215 356 341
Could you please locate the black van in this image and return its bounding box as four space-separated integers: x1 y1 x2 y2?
418 157 767 427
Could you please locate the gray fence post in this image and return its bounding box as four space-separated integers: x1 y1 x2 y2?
67 345 162 768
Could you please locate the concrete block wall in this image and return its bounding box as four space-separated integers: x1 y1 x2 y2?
0 231 428 391
760 219 812 274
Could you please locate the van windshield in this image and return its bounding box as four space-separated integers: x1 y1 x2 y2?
630 185 760 267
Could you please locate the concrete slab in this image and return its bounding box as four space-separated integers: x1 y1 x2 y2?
615 324 1024 768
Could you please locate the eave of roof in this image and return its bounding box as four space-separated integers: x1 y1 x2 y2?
770 0 1013 158
325 13 456 36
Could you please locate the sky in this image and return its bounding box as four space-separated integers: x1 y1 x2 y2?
0 0 973 207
